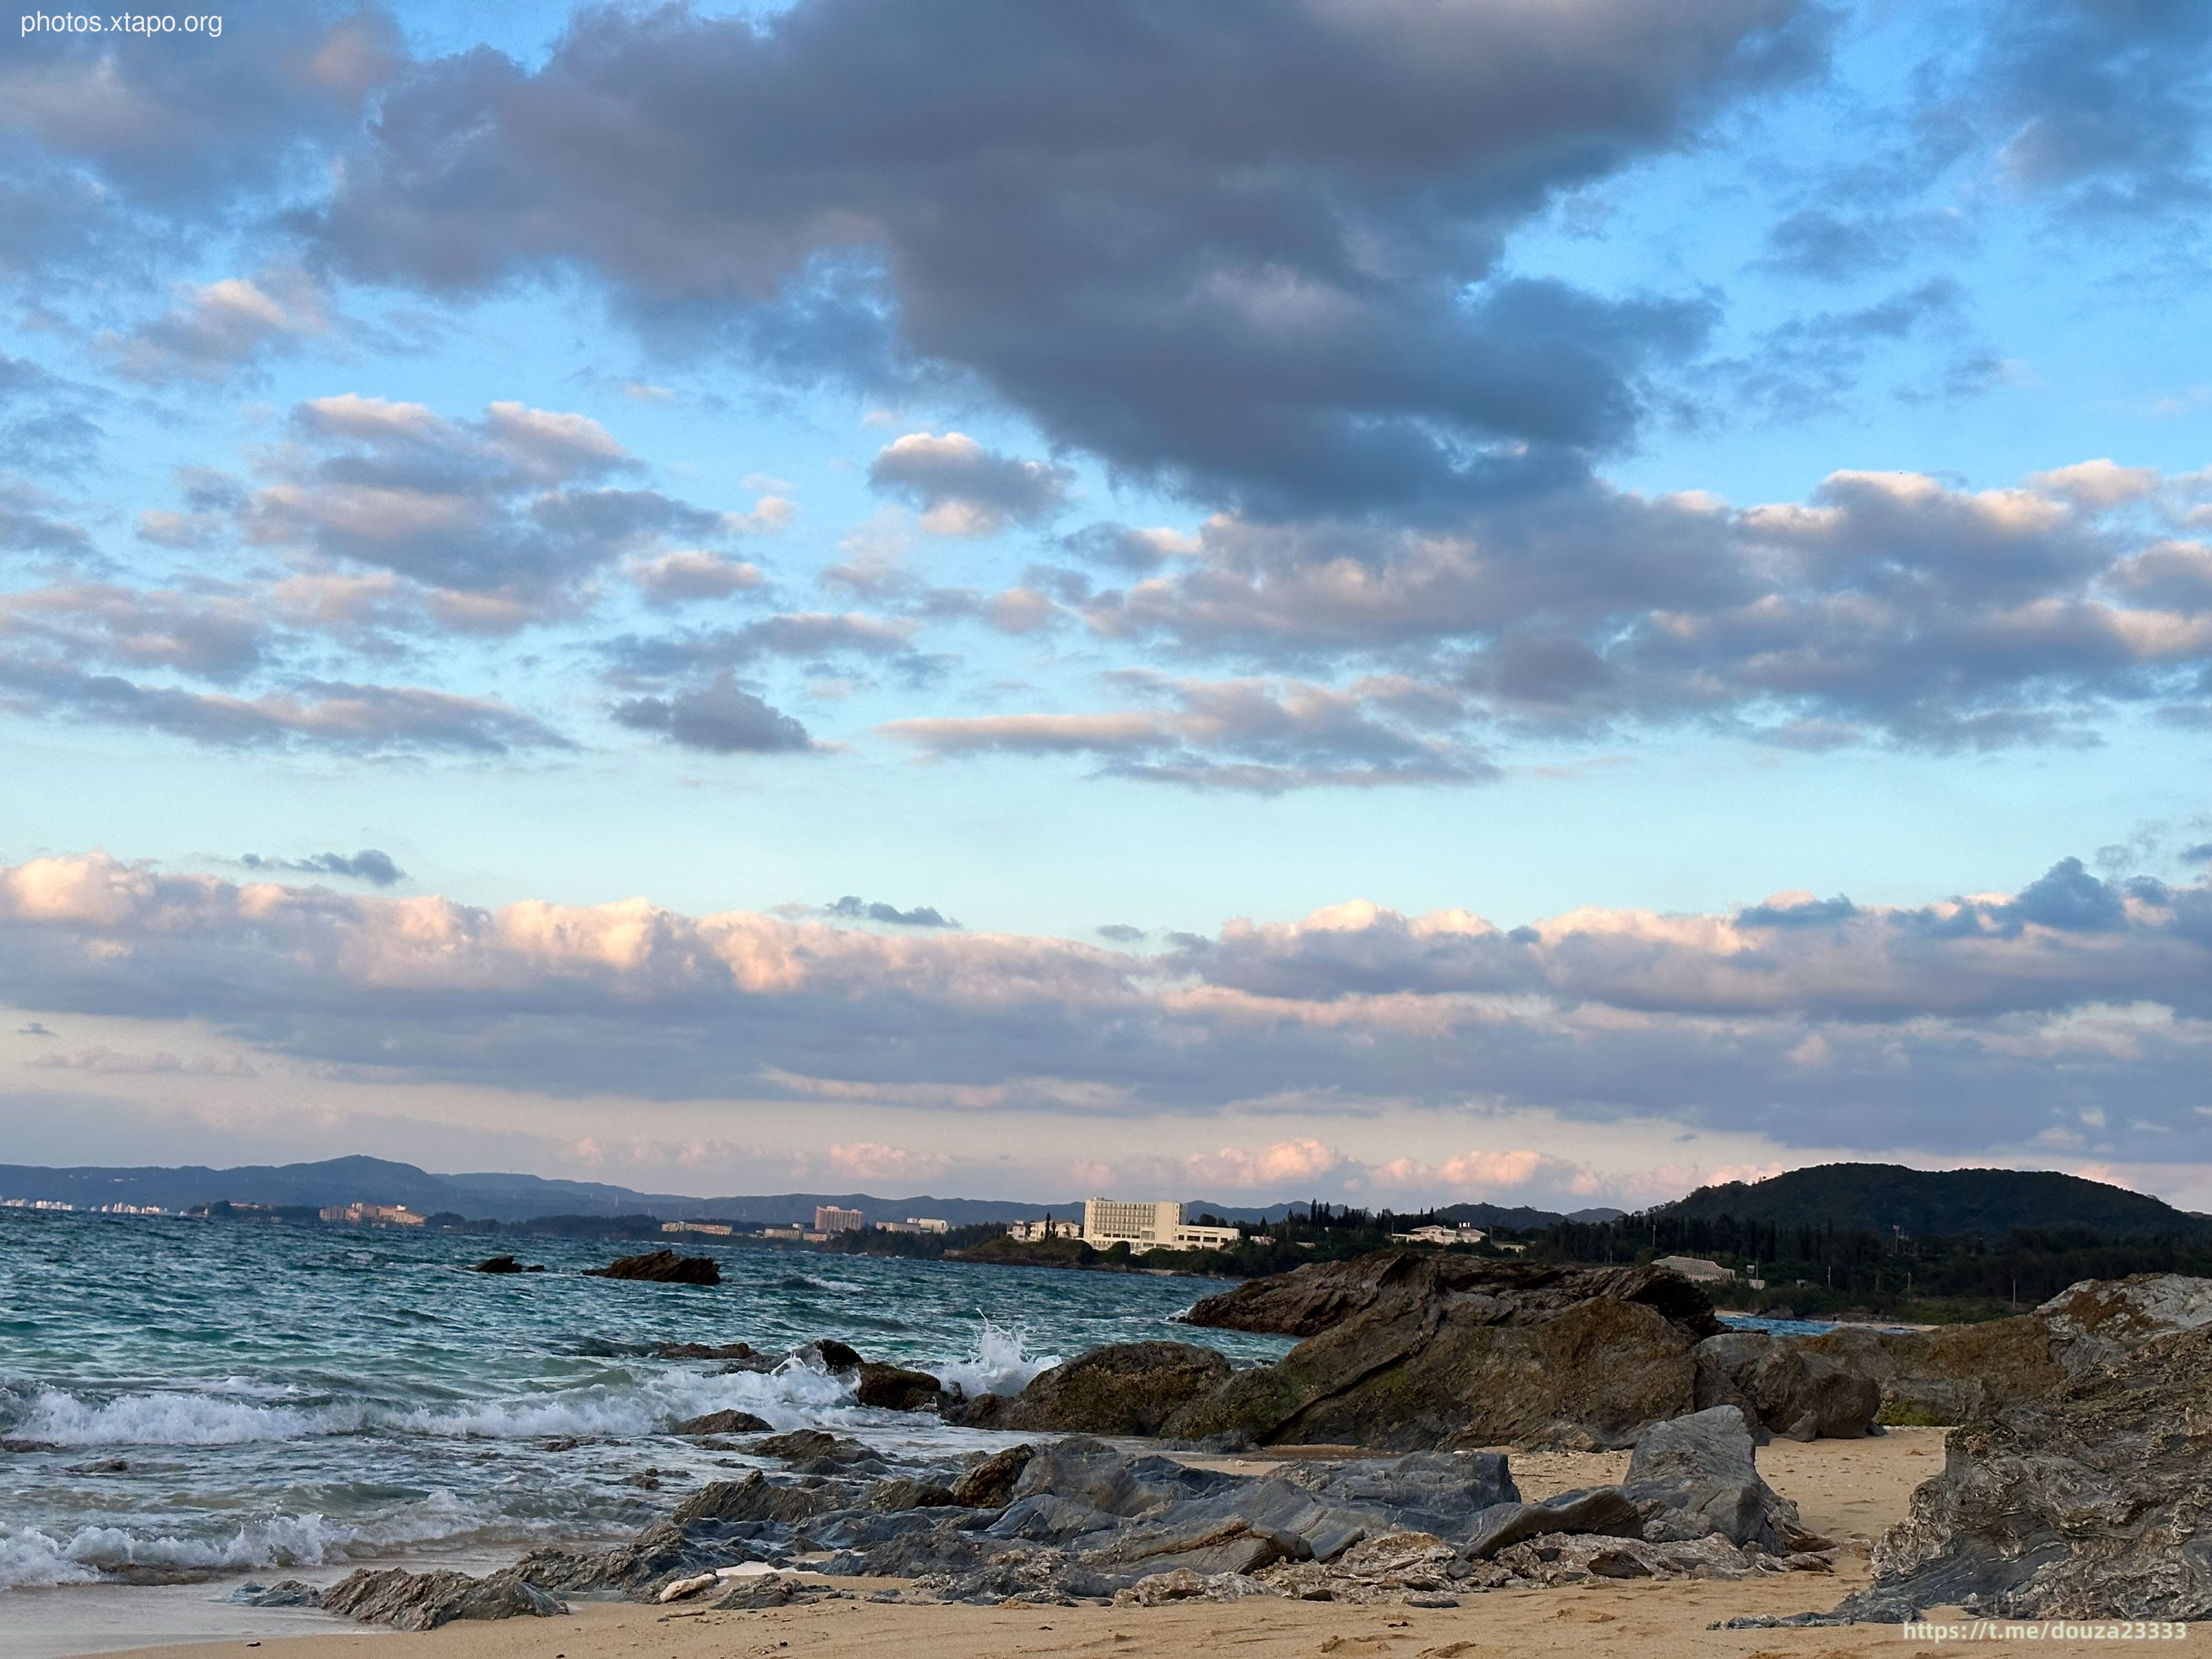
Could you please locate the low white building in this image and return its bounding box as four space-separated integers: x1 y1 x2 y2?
1654 1254 1736 1283
319 1202 425 1227
877 1217 950 1235
662 1220 734 1236
1008 1217 1082 1242
1389 1223 1486 1246
1081 1198 1239 1253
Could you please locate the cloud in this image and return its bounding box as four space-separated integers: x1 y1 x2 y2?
610 670 818 754
626 551 768 606
1182 1138 1345 1190
824 896 958 929
238 849 405 886
108 270 328 385
883 675 1494 792
0 583 267 682
303 0 1818 515
5 848 2212 1170
25 1045 257 1077
1096 924 1147 944
825 1141 953 1183
870 433 1074 536
17 1021 53 1037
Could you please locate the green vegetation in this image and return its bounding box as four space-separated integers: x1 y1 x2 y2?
1660 1162 2208 1241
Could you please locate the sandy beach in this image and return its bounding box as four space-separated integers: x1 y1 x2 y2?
65 1427 2211 1659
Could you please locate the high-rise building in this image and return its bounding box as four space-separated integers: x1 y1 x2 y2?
813 1204 865 1233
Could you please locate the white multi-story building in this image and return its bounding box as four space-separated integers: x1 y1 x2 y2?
877 1217 950 1234
1081 1198 1240 1253
318 1202 426 1227
813 1205 865 1234
662 1220 734 1236
1389 1223 1487 1246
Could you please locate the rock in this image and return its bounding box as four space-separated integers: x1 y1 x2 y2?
656 1341 756 1361
585 1249 720 1285
473 1254 540 1274
1842 1320 2212 1621
1478 1531 1761 1586
1621 1405 1815 1552
2036 1274 2212 1377
862 1475 960 1512
804 1338 864 1372
671 1408 771 1436
320 1565 566 1630
715 1573 842 1609
1692 1331 1771 1435
855 1361 942 1411
1167 1289 1709 1451
1002 1342 1233 1436
1115 1568 1274 1606
1258 1530 1463 1603
1181 1250 1726 1341
671 1469 851 1526
1749 1345 1880 1440
949 1443 1034 1509
748 1428 886 1474
1464 1487 1645 1559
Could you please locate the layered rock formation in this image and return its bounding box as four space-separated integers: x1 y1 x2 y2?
949 1341 1230 1435
586 1248 720 1285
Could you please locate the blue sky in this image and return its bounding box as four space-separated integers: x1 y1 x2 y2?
1 0 2209 1210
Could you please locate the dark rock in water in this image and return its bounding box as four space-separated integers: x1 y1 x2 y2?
586 1249 720 1285
1838 1320 2212 1621
1181 1250 1726 1341
321 1565 566 1630
473 1254 543 1274
657 1341 755 1361
1167 1289 1709 1451
949 1443 1034 1509
1750 1345 1880 1441
672 1469 851 1527
804 1338 864 1372
64 1457 130 1474
671 1409 772 1436
748 1428 886 1475
855 1361 942 1411
1464 1487 1645 1559
1001 1342 1232 1436
226 1580 324 1607
1621 1405 1816 1552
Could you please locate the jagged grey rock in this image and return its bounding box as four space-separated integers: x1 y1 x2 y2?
320 1565 566 1630
1463 1487 1645 1559
1750 1346 1881 1441
1621 1405 1815 1551
1840 1320 2212 1621
949 1442 1033 1509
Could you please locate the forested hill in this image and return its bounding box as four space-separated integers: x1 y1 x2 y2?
1658 1162 2211 1240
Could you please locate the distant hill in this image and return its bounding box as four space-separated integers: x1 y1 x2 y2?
1437 1201 1627 1230
1657 1162 2212 1241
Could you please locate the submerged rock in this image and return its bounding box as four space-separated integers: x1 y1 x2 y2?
656 1341 756 1361
472 1254 543 1274
320 1565 566 1630
585 1249 720 1285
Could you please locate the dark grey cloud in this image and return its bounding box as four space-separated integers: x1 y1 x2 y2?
108 270 327 386
0 354 103 475
0 583 267 682
1096 924 1147 944
0 481 93 559
605 612 920 683
303 0 1820 516
869 433 1074 535
239 848 405 886
17 1021 54 1037
2185 843 2212 864
610 671 817 754
824 896 958 929
0 658 569 754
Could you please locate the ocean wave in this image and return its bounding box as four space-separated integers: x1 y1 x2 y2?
11 1388 369 1447
933 1319 1059 1400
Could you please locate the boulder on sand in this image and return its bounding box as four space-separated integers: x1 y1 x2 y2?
1180 1250 1726 1341
1165 1278 1715 1450
585 1249 720 1285
321 1565 564 1630
1837 1320 2212 1621
1621 1405 1818 1552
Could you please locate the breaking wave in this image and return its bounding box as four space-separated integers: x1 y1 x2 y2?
933 1319 1059 1399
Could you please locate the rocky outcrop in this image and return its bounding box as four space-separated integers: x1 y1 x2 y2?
1788 1273 2212 1427
855 1361 942 1411
1182 1251 1726 1341
962 1342 1232 1436
585 1249 720 1285
671 1408 771 1436
656 1340 756 1360
320 1565 565 1630
1837 1320 2212 1621
950 1444 1034 1509
1694 1333 1876 1440
1166 1287 1711 1450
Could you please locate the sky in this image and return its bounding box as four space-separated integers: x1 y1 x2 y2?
1 0 2209 1213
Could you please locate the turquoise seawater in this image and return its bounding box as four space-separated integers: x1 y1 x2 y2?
0 1209 1294 1593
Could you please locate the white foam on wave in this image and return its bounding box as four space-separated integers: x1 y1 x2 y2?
933 1319 1060 1399
13 1388 367 1448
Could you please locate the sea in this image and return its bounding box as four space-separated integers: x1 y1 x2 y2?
0 1208 1296 1654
